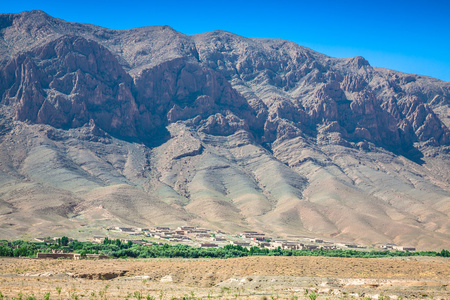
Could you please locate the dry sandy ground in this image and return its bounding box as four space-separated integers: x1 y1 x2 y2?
0 256 449 299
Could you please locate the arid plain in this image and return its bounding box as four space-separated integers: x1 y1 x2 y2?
0 256 449 299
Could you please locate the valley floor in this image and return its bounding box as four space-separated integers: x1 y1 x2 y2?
0 256 449 299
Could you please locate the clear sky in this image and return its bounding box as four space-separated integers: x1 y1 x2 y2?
1 0 449 81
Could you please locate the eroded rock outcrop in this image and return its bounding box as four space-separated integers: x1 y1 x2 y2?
1 35 141 138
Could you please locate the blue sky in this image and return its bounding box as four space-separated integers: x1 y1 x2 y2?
2 0 449 81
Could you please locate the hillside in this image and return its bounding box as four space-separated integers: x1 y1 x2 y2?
0 10 449 249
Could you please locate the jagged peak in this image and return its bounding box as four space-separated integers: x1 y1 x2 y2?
0 10 49 17
345 56 371 68
20 10 50 16
3 10 54 22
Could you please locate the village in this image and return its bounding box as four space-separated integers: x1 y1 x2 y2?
17 225 417 260
95 225 416 252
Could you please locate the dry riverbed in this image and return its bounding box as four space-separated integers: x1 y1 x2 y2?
0 256 448 299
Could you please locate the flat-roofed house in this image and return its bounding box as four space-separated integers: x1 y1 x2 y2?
258 242 271 248
201 243 218 248
394 246 416 251
231 241 251 247
92 236 105 243
37 253 80 259
303 244 319 250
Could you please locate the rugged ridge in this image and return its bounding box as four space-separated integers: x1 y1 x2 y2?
0 11 449 248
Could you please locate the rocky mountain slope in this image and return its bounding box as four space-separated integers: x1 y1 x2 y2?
0 10 449 248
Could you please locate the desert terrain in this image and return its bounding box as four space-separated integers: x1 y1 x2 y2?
0 256 448 299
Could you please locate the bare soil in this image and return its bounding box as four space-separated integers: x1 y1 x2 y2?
0 256 448 299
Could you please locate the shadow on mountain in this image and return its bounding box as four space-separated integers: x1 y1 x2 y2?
107 126 171 149
390 144 425 165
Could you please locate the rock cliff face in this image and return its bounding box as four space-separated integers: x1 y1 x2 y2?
0 11 449 248
1 35 141 137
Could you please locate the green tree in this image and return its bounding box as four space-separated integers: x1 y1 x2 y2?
61 236 69 246
0 246 12 257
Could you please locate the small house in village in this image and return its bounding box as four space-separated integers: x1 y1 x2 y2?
201 243 218 248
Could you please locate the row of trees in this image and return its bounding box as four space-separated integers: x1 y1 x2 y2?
0 238 449 259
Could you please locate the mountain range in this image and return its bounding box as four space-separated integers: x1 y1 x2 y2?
0 10 449 249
